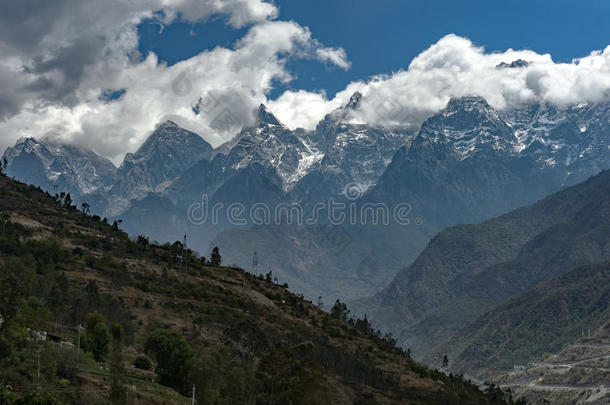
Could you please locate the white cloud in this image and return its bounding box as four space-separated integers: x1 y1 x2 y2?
0 0 351 163
268 90 344 130
272 34 610 130
316 47 351 70
344 35 610 127
1 3 609 166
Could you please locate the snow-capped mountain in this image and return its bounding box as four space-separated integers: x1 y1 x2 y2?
2 93 609 306
220 104 321 190
293 92 413 200
111 120 213 200
501 101 610 177
366 95 610 231
417 96 516 159
2 137 116 197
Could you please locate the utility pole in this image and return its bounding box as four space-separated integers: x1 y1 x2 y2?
76 324 84 362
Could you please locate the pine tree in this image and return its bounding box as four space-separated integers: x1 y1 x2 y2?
210 246 222 266
64 193 72 208
441 355 449 370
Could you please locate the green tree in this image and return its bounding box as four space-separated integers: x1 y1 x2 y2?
0 384 58 404
145 329 193 394
133 356 152 370
330 300 349 322
85 312 109 362
210 247 222 266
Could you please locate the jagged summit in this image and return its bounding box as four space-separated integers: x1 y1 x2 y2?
415 96 516 160
145 120 207 145
14 136 39 146
345 91 362 109
110 121 214 206
1 136 117 197
496 59 529 69
157 120 179 129
444 95 492 113
256 104 284 127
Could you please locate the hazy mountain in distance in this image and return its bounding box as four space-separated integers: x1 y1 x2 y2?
434 261 610 378
370 170 610 359
2 137 116 198
3 95 609 309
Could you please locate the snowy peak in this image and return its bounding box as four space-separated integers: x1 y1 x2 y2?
412 95 610 169
256 104 284 128
2 137 116 196
496 59 529 69
500 101 610 167
223 106 316 189
154 120 180 131
140 120 212 153
345 91 362 110
418 96 515 159
112 121 214 202
121 120 213 171
444 95 494 115
6 137 61 166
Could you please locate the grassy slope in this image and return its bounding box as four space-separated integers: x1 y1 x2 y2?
0 173 502 405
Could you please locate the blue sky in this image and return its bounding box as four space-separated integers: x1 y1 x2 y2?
138 0 610 99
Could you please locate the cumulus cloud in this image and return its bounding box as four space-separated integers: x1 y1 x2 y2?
1 2 609 166
338 34 610 128
316 47 352 70
0 0 351 163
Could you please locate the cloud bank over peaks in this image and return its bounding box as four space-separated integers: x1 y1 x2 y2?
301 34 610 131
0 0 351 163
0 0 609 166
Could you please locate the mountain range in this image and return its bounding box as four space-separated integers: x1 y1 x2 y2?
3 137 117 197
2 94 609 305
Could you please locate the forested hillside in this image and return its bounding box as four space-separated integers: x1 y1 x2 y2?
372 170 610 358
0 172 516 404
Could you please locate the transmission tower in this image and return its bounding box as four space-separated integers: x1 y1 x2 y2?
252 251 258 274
